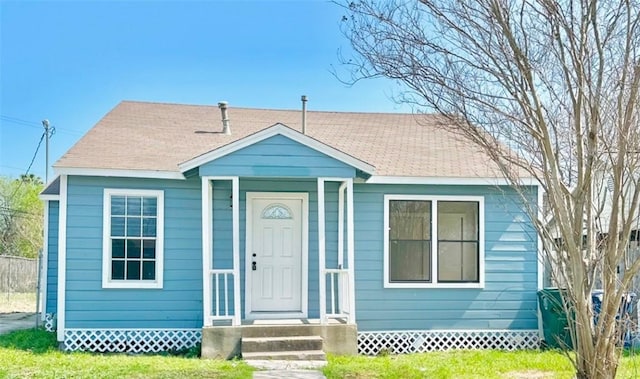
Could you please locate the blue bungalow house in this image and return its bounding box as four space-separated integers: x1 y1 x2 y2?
40 99 542 357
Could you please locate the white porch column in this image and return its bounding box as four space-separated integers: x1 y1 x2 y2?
202 176 241 326
346 178 356 324
317 178 327 323
231 177 241 326
201 177 213 327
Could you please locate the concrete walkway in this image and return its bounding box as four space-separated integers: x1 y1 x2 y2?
0 313 38 335
248 360 327 379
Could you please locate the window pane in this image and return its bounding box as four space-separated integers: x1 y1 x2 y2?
126 261 141 280
143 197 157 216
142 218 156 237
143 240 156 259
127 217 141 237
390 240 431 282
390 200 431 240
127 239 141 258
127 196 142 216
438 241 478 282
142 261 155 280
111 217 125 237
111 260 125 280
438 202 478 240
111 239 125 258
111 196 126 216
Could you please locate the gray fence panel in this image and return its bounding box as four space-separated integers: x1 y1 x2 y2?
0 255 37 293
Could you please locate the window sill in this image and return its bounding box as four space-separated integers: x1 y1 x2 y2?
102 280 163 289
384 282 484 289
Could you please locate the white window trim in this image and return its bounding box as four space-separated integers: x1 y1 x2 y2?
102 189 164 289
383 194 485 289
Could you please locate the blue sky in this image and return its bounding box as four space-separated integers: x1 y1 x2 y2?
0 0 408 182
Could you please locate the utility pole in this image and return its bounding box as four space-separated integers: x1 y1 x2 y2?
42 120 50 183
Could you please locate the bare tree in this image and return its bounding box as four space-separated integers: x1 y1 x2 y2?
338 1 640 378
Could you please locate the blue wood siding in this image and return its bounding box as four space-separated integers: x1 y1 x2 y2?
353 184 539 331
60 173 537 332
46 201 59 314
198 135 356 178
64 176 203 329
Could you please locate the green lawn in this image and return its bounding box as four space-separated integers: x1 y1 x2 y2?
3 329 640 378
325 350 640 379
0 329 253 379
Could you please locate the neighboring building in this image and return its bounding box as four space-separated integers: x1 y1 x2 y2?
40 100 541 356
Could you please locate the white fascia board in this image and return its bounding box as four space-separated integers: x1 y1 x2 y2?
53 167 185 180
367 175 541 187
178 123 376 174
39 194 60 201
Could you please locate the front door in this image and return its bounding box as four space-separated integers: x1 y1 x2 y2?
247 193 307 316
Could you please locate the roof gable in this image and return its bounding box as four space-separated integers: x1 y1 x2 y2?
179 123 375 175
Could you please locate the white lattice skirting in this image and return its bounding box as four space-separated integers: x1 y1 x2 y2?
358 329 540 355
44 313 56 332
64 329 202 353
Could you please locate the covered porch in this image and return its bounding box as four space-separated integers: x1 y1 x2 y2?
202 176 355 327
199 176 359 358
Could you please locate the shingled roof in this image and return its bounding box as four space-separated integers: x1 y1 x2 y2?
54 100 509 179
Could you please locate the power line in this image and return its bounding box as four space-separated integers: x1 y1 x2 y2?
7 131 46 203
0 114 82 136
0 115 41 130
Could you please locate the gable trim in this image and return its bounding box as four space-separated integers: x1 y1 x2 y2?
53 167 185 180
178 123 376 174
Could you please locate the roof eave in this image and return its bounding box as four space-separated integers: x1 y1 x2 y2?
53 167 186 180
366 175 542 186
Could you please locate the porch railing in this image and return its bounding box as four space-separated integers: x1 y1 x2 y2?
325 269 351 320
209 269 235 323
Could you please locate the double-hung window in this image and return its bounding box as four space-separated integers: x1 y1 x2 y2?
102 189 164 289
384 195 484 288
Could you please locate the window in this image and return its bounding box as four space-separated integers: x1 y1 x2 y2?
103 189 164 289
384 195 483 288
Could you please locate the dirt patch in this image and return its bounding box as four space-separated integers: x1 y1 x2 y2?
0 292 36 313
503 370 554 379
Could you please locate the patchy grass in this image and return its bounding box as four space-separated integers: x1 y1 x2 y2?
0 292 36 313
4 328 640 378
325 350 640 379
0 329 253 379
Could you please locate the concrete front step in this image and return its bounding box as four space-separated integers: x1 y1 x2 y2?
242 350 327 361
242 335 323 353
241 324 321 338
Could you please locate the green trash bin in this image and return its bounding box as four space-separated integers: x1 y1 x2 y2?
538 288 573 349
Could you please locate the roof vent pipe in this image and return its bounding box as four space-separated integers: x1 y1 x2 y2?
301 95 308 134
218 101 231 135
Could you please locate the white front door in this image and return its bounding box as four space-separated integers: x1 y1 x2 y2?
247 193 307 316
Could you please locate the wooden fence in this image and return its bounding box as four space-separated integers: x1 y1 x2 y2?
0 255 38 293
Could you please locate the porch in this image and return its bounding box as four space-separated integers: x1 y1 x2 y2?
199 176 358 358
